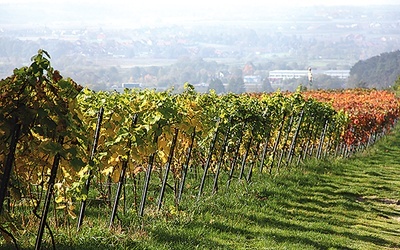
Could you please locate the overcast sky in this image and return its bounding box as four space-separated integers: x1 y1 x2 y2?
2 0 400 6
2 0 399 27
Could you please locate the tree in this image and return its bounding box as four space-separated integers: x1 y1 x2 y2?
313 74 345 89
260 77 274 93
227 77 245 94
230 67 243 78
208 78 225 94
355 81 368 89
131 67 142 79
107 66 121 84
347 50 400 89
392 75 400 94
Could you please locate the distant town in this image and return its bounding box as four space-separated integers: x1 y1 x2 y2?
1 4 399 92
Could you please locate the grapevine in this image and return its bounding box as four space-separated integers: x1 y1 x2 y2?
0 50 87 248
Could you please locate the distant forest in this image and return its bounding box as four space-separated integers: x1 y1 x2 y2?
348 50 400 89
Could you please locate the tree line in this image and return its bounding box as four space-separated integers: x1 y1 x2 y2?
348 50 400 89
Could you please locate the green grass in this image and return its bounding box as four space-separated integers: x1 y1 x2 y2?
2 126 400 249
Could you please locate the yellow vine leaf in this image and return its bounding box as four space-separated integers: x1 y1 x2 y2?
68 208 77 219
78 166 89 178
157 150 168 164
112 170 120 183
61 166 71 179
101 166 114 175
108 155 119 164
54 183 63 189
55 195 64 203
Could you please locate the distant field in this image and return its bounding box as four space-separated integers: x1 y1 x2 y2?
94 55 355 70
97 57 179 68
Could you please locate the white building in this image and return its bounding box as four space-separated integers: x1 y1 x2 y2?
269 70 350 82
122 82 142 89
322 70 350 79
269 70 309 82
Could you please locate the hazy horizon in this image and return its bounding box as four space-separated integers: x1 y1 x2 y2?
1 0 400 28
1 1 400 91
2 0 399 5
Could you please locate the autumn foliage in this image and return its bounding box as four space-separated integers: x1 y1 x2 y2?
303 89 400 145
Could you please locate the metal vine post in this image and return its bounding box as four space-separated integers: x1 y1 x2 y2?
77 106 104 230
139 133 159 217
197 124 219 201
35 136 64 250
212 119 231 194
0 117 21 215
157 128 179 211
109 114 138 228
177 129 196 203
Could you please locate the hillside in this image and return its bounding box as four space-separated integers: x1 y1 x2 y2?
349 50 400 89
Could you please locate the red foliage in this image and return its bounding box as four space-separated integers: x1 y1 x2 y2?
303 89 400 146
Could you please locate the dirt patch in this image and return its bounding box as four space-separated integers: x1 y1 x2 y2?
356 195 400 205
356 196 365 203
372 197 400 205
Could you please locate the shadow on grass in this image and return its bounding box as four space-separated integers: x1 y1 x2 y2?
264 233 354 250
148 223 231 250
234 128 400 249
244 211 399 249
0 242 142 250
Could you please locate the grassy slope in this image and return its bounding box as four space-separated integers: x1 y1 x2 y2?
3 126 400 250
